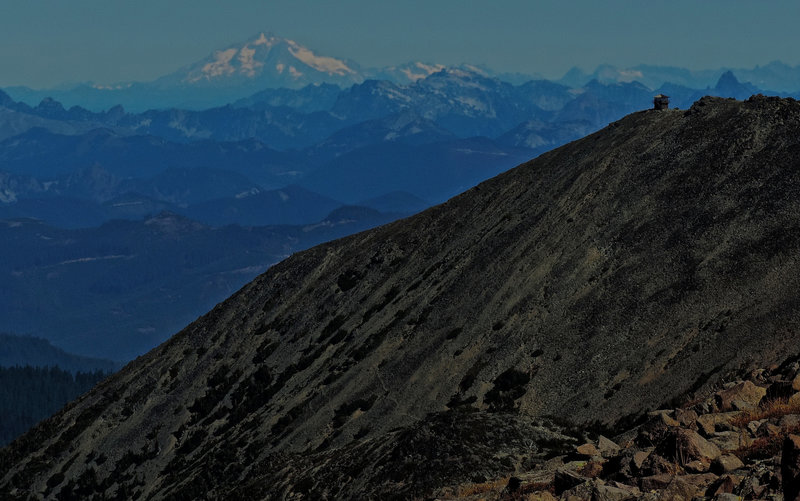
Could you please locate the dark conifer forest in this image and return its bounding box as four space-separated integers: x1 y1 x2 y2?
0 366 110 446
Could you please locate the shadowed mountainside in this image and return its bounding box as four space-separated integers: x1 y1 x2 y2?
2 96 800 499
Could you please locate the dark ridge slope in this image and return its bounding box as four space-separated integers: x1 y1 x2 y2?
3 96 800 499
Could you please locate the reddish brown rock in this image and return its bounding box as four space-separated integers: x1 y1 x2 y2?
696 412 741 436
681 472 720 492
674 408 698 429
639 473 677 491
712 454 745 474
579 460 604 479
576 443 601 458
684 459 709 473
593 482 640 501
715 381 767 411
640 475 697 500
707 474 742 497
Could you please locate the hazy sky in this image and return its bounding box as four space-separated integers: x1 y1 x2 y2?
2 0 798 88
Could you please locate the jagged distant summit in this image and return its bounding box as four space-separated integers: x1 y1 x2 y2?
3 96 800 499
713 70 762 99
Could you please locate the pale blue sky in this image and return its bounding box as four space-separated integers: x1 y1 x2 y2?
1 0 798 88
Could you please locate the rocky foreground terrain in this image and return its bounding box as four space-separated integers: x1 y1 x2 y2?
431 357 800 500
2 95 800 500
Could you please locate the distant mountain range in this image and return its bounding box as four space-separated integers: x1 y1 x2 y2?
4 32 800 112
0 67 789 213
558 60 800 93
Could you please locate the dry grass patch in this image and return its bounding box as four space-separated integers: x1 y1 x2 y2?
733 424 800 461
435 477 555 500
433 476 509 499
731 398 800 428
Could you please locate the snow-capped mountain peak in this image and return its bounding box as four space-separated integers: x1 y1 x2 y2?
170 32 364 89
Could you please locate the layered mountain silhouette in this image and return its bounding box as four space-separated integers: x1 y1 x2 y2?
2 96 799 498
0 334 117 373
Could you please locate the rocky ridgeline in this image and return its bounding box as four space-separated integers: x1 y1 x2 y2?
437 361 800 501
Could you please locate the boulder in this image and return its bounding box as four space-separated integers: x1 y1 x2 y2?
592 482 640 501
712 454 745 474
696 412 741 436
783 434 800 500
639 473 677 491
730 398 758 411
632 450 650 470
674 408 698 429
709 430 751 452
715 381 766 411
681 472 721 492
655 428 722 465
597 435 621 457
554 468 589 495
684 459 709 473
647 409 681 426
575 442 601 458
640 475 698 500
706 474 742 497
